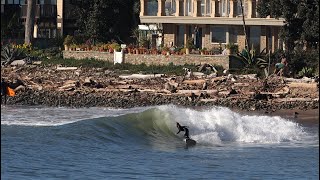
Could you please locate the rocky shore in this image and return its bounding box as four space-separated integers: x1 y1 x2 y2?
2 65 319 112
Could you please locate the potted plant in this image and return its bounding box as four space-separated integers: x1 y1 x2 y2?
127 44 134 54
63 35 74 51
139 37 150 49
226 43 239 55
109 42 120 53
180 48 187 54
185 38 195 55
161 46 170 55
70 43 77 51
200 47 207 55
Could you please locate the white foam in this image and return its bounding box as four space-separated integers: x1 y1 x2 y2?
159 105 313 145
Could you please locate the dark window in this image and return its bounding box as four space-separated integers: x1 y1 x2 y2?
211 26 226 43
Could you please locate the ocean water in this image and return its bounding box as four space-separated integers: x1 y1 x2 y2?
1 105 319 180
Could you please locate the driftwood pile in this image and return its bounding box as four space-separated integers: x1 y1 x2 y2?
1 65 318 111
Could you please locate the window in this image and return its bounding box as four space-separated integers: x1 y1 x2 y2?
229 26 238 43
176 25 185 46
211 26 226 43
249 26 261 51
201 0 205 16
14 0 19 4
51 0 56 5
206 0 211 16
172 0 176 14
236 0 242 16
165 0 174 16
220 0 229 16
1 0 5 5
19 0 26 5
186 0 192 16
147 0 157 16
7 0 13 4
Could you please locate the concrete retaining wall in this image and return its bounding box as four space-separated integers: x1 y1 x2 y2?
63 51 235 69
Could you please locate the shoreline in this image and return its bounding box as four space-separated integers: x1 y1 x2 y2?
1 66 319 120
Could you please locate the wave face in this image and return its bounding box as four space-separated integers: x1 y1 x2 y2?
1 105 317 147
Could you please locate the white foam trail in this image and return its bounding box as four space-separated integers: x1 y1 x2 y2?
1 106 149 126
159 105 312 145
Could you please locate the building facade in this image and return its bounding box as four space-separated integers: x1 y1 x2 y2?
56 0 77 37
1 0 76 39
21 0 58 39
140 0 285 53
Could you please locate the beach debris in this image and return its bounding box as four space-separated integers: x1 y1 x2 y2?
182 79 206 85
238 74 257 80
164 82 177 93
197 63 217 73
10 59 26 66
1 64 318 111
183 67 192 78
119 74 164 79
56 65 78 70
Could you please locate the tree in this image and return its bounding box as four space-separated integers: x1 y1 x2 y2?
1 5 23 39
257 0 319 51
73 0 140 43
24 0 36 44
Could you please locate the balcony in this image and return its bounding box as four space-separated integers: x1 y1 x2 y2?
21 4 57 18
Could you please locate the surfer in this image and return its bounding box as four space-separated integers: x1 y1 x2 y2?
176 122 190 139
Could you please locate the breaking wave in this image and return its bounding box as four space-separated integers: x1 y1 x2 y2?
1 105 317 147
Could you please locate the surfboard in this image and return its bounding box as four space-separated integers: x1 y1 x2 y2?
185 138 196 146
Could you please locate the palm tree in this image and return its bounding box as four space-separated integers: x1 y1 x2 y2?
239 0 249 50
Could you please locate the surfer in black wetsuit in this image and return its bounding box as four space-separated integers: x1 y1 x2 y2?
176 122 190 139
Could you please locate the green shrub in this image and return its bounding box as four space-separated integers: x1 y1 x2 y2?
186 38 195 49
63 35 74 46
226 43 239 54
1 44 24 65
287 48 319 77
235 48 268 69
298 67 314 78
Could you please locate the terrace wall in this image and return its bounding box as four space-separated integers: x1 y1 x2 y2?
63 51 243 70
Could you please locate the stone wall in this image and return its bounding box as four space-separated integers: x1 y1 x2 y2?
63 51 233 69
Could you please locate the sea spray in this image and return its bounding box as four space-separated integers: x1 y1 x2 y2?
158 105 307 144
